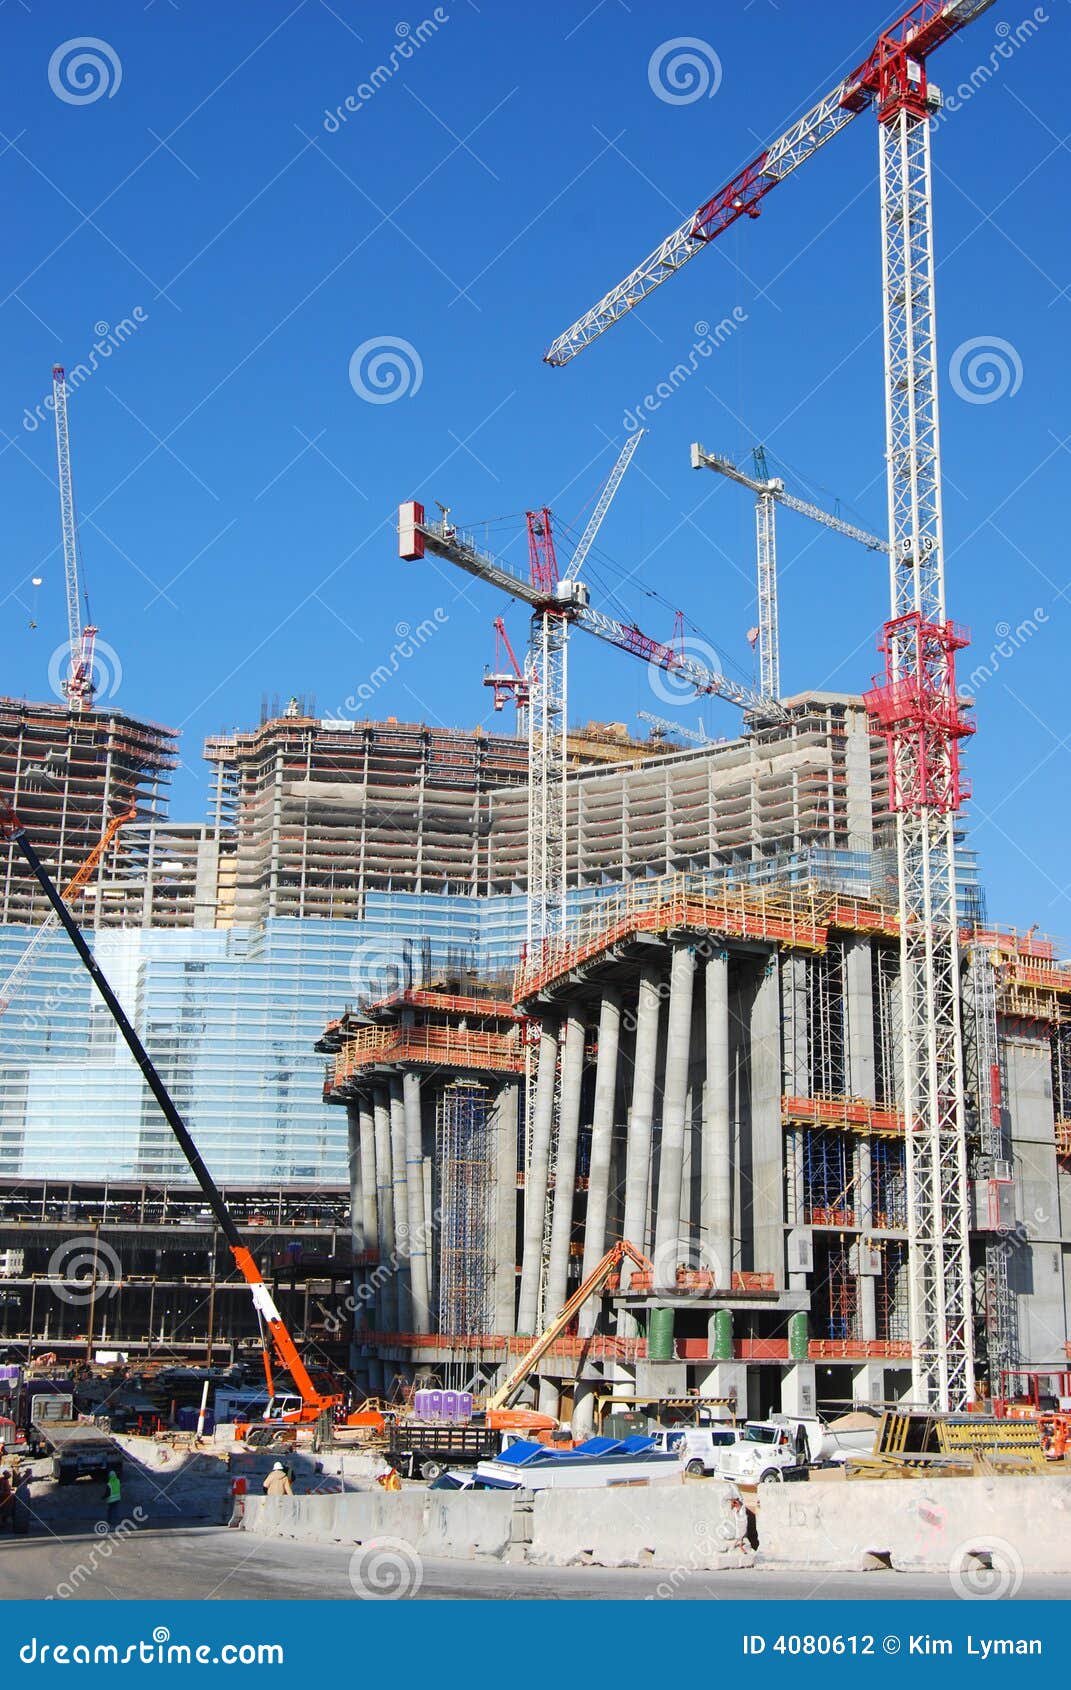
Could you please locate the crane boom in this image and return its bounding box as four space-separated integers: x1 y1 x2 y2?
399 503 782 721
544 1 996 366
0 800 340 1421
562 429 645 582
51 366 97 711
486 1240 651 1412
690 445 889 553
0 805 135 1019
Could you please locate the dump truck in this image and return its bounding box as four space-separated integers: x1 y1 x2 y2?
25 1398 123 1486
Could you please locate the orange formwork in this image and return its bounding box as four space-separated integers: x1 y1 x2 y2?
329 1024 525 1090
783 1094 906 1137
513 872 911 1002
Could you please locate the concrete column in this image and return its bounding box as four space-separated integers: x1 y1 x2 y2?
654 946 696 1288
578 990 621 1337
621 967 662 1281
388 1078 412 1331
702 949 731 1287
516 1021 559 1335
358 1097 378 1267
373 1087 396 1331
544 1013 586 1321
782 953 810 1095
853 1361 886 1407
346 1103 364 1255
855 1139 877 1340
746 958 785 1284
844 937 876 1099
492 1081 519 1335
402 1071 430 1334
572 1379 597 1438
781 1362 817 1419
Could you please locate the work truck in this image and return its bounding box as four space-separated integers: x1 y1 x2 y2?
25 1396 123 1486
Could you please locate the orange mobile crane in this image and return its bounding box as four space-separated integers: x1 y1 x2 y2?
1 798 348 1427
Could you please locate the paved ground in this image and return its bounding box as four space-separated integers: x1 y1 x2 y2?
2 1528 1069 1601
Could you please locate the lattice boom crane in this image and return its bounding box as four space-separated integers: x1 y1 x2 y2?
544 1 997 367
541 0 1003 1411
691 443 889 701
51 366 97 712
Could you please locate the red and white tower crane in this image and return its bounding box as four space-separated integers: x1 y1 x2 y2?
399 484 780 948
51 365 97 712
404 432 691 948
484 616 532 736
544 1 999 1409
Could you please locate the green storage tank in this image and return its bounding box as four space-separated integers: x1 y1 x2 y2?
788 1311 809 1361
647 1307 675 1362
710 1307 734 1361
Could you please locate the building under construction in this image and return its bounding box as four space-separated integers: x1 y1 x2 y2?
0 690 1067 1410
318 707 1069 1424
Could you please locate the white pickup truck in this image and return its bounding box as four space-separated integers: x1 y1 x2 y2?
651 1424 746 1477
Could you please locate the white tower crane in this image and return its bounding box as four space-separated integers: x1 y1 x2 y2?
51 365 97 711
637 711 710 746
399 499 781 949
540 1 999 1409
691 443 889 701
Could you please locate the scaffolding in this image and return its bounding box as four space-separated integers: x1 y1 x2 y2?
966 946 1020 1381
876 1241 910 1343
872 944 900 1106
435 1082 495 1337
802 1129 855 1227
808 948 846 1096
871 1138 907 1229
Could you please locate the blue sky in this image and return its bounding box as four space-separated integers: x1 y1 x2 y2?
2 0 1068 930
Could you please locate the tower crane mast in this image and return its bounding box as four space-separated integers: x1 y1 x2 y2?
399 499 781 948
691 443 889 701
51 366 97 712
541 0 1001 1409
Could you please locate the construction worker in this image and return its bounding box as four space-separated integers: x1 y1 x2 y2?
0 1468 14 1533
104 1467 122 1528
262 1461 293 1498
376 1466 401 1492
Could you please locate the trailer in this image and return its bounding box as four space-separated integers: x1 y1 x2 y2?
386 1419 500 1481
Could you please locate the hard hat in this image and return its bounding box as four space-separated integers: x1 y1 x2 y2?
272 1461 285 1471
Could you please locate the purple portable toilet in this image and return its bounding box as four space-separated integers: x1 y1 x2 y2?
427 1389 444 1421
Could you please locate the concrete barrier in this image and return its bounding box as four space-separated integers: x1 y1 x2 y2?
418 1492 517 1560
758 1474 1071 1575
527 1482 753 1570
244 1492 425 1545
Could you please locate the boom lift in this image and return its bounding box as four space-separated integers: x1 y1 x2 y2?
0 799 344 1426
485 1239 652 1414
